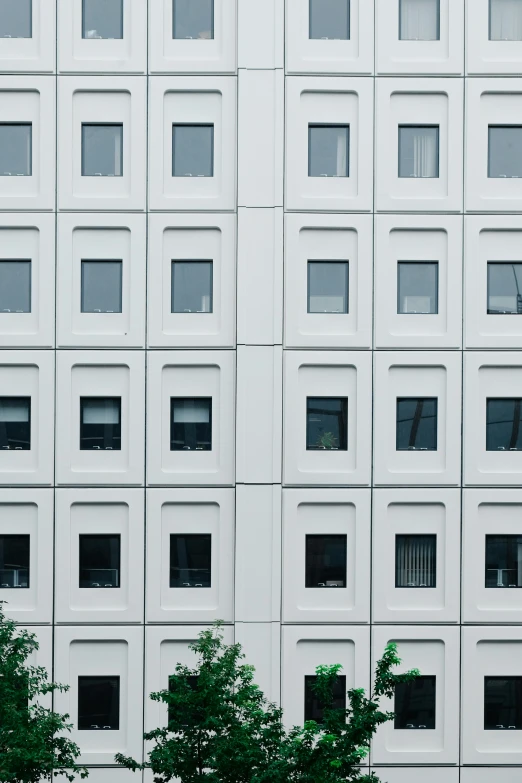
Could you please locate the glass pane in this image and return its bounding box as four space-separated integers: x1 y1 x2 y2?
0 261 31 313
78 676 120 730
0 0 32 37
488 262 522 314
80 397 121 451
394 676 436 729
306 397 348 451
0 397 30 450
488 126 522 178
308 125 349 177
305 534 347 587
489 0 522 40
309 0 350 39
304 675 346 723
173 0 214 39
395 534 437 587
485 677 522 729
485 535 522 588
172 125 214 177
399 126 439 178
170 534 211 587
171 397 212 451
81 260 123 313
397 262 438 314
399 0 440 40
171 261 213 313
307 261 349 314
0 124 31 176
82 0 123 39
79 535 120 588
0 534 29 588
486 398 522 451
396 397 438 451
82 125 123 177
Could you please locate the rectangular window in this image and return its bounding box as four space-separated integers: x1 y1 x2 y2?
487 262 522 314
171 260 213 314
485 676 522 730
168 674 199 725
394 676 436 729
78 676 120 731
0 124 31 177
486 535 522 588
80 397 121 451
399 0 440 40
304 675 346 723
306 397 348 451
305 534 347 588
81 124 123 178
486 398 522 451
82 0 123 39
170 397 212 451
396 397 437 451
399 126 439 178
395 534 437 588
170 534 211 588
0 0 32 38
489 0 522 40
0 534 29 589
173 0 214 39
488 126 522 178
307 261 349 314
397 262 438 314
81 260 123 314
0 260 31 314
79 534 120 589
172 125 214 178
0 397 30 451
308 125 349 178
309 0 350 40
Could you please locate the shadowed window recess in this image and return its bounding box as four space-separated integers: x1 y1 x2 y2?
484 676 522 730
399 126 439 178
489 0 522 40
485 535 522 588
79 534 120 589
82 124 123 177
486 398 522 451
171 261 213 313
0 124 31 177
396 397 437 451
0 261 31 313
305 534 347 588
0 0 32 38
397 262 438 314
309 0 350 40
172 125 214 177
78 676 120 730
488 126 522 178
306 397 348 451
170 534 211 588
82 0 123 39
81 260 122 314
80 397 121 451
170 397 212 451
395 676 436 729
173 0 214 39
0 534 29 588
304 674 346 723
487 263 522 314
0 397 30 450
308 125 349 178
399 0 440 40
307 261 349 314
395 534 437 588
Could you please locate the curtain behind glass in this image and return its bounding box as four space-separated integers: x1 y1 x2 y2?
400 0 439 40
490 0 522 40
396 535 436 587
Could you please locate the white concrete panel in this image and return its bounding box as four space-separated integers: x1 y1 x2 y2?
238 0 284 69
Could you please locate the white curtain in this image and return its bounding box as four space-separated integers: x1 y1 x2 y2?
396 536 436 587
0 400 29 422
413 130 437 177
490 0 522 40
82 400 120 424
173 400 210 424
400 0 439 41
336 129 348 176
114 129 122 176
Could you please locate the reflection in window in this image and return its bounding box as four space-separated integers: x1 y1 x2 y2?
171 397 212 451
488 126 522 178
396 397 437 451
78 676 120 730
0 261 31 313
486 398 522 451
489 0 522 41
82 0 123 39
486 535 522 588
171 261 213 313
308 125 349 178
484 676 522 730
309 0 350 40
398 126 439 178
81 124 123 177
79 534 120 588
395 534 437 588
487 262 522 314
173 0 214 39
170 534 211 588
397 262 438 314
399 0 440 40
80 397 121 451
395 676 436 729
172 125 214 177
304 675 346 723
81 260 122 314
307 261 349 314
306 397 348 451
305 534 347 588
0 534 29 588
0 397 30 450
0 124 31 177
0 0 32 38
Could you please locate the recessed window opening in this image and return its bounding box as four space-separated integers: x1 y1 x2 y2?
398 126 439 178
170 397 212 451
305 534 347 588
396 397 438 451
309 0 350 40
306 397 348 451
81 124 123 177
304 674 346 723
307 261 349 314
79 534 120 589
170 534 211 588
78 676 120 731
395 676 436 729
488 126 522 178
80 397 121 451
486 398 522 451
489 0 522 41
399 0 440 41
485 535 522 588
81 260 123 314
171 260 213 313
0 0 32 38
0 534 29 588
0 260 31 314
487 262 522 314
395 534 437 588
0 397 30 450
172 125 214 177
484 676 522 730
82 0 123 39
0 124 31 177
397 262 438 314
173 0 214 39
308 125 349 178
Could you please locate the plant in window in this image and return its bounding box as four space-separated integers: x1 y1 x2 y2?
316 431 339 449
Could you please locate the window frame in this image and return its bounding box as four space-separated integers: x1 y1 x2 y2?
398 124 440 179
77 674 120 731
308 124 350 178
306 396 348 451
0 396 31 451
172 123 215 178
0 533 30 589
486 397 522 451
394 675 437 730
398 0 441 42
79 533 121 589
304 674 347 723
488 125 522 179
396 396 438 451
485 534 522 589
0 123 32 177
484 675 522 730
79 396 122 451
487 261 522 315
170 396 213 451
171 259 214 314
489 0 522 41
81 123 124 178
397 260 439 315
0 0 32 39
172 0 215 40
80 259 123 315
169 532 212 588
81 0 124 40
0 259 32 314
308 0 350 40
305 533 347 588
395 533 437 588
307 260 349 315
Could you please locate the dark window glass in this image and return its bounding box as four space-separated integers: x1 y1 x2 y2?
396 397 437 451
304 675 346 723
308 125 349 178
172 125 214 177
485 535 522 588
81 260 122 314
488 126 522 178
398 126 439 178
170 534 211 588
0 124 31 177
485 676 522 730
486 398 522 451
395 534 437 588
395 676 436 729
0 397 30 450
78 676 120 730
0 260 31 313
80 397 121 451
171 261 213 313
168 674 200 725
399 0 440 40
305 534 347 588
82 0 123 39
306 397 348 451
79 535 120 589
171 397 212 451
0 534 29 588
81 124 123 177
489 0 522 41
173 0 214 39
309 0 350 39
307 261 349 314
0 0 32 38
487 262 522 314
397 262 438 314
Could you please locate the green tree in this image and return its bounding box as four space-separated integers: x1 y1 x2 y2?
0 602 87 783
